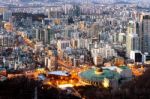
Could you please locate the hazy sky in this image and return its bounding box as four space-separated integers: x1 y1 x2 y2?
0 0 150 3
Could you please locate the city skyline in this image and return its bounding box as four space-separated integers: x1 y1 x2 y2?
0 1 150 99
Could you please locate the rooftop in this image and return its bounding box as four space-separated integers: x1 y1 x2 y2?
79 68 120 82
48 71 70 76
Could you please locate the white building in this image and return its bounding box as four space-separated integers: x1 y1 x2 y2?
0 33 14 47
93 55 103 66
126 33 139 57
91 43 117 59
130 50 143 63
126 20 139 57
34 41 44 51
57 40 70 51
143 53 150 64
45 56 56 71
118 33 126 43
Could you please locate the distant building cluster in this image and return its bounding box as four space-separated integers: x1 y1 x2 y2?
0 0 149 92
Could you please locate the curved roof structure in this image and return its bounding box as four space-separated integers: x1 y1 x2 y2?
48 71 70 76
79 68 120 82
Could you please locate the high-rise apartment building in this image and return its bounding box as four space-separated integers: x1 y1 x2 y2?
126 20 139 57
35 27 55 44
0 32 14 48
141 15 150 53
3 10 12 21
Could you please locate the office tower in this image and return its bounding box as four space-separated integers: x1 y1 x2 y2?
35 28 42 41
141 15 150 53
126 20 139 57
47 28 52 44
136 12 144 52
